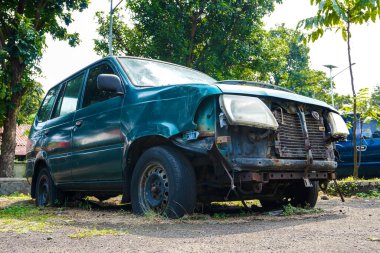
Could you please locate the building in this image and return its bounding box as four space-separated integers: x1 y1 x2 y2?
0 124 30 160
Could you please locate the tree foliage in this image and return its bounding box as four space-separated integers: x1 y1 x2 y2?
95 0 281 80
0 0 89 177
95 3 336 105
298 0 380 178
372 84 380 107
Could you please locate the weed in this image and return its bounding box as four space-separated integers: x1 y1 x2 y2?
0 192 30 200
0 205 56 233
211 212 228 219
78 199 92 210
356 190 380 198
212 200 260 208
68 228 127 239
282 204 323 216
144 210 166 221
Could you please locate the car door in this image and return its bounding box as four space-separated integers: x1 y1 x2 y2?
43 73 85 183
70 61 124 183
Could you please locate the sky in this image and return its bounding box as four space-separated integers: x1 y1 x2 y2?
38 0 380 96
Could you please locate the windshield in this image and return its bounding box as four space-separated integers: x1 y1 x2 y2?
118 57 216 87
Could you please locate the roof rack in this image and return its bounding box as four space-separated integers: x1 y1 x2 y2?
215 80 294 93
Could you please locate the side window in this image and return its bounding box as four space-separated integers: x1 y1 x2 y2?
369 120 380 139
52 73 84 118
82 63 118 108
37 85 61 122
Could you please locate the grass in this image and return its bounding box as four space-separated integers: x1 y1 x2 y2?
0 192 30 200
68 228 127 239
326 177 380 197
0 205 56 233
212 200 261 208
281 204 323 216
339 176 380 182
355 190 380 198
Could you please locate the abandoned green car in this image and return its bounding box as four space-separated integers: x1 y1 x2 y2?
26 56 349 217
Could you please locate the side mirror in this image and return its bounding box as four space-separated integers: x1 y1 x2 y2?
97 74 124 95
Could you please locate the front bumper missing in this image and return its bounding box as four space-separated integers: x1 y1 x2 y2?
233 158 337 171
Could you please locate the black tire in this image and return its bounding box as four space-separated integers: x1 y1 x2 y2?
35 168 63 207
290 180 319 208
261 180 319 210
131 146 196 218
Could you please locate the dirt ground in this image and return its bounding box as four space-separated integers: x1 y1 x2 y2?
0 196 379 253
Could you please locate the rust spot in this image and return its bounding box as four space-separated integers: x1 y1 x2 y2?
216 136 231 144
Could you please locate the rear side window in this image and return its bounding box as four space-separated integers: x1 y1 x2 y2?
52 73 84 118
82 63 118 108
37 85 61 122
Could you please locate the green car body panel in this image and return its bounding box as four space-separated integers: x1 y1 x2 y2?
26 56 344 206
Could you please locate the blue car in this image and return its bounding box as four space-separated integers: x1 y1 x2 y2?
336 118 380 178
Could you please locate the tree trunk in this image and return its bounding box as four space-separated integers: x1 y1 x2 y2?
0 59 24 177
186 15 199 67
346 20 359 178
0 102 20 177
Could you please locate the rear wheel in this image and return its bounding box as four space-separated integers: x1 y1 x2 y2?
35 168 63 206
131 146 196 218
289 180 319 208
260 180 319 210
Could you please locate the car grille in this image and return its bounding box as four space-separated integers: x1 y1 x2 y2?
274 110 327 160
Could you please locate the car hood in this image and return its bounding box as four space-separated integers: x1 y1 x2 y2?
214 83 338 112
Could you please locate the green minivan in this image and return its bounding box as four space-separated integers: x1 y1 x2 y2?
26 56 349 218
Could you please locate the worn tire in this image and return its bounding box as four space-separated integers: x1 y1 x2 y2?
261 181 319 210
35 168 63 207
131 146 196 218
290 180 319 208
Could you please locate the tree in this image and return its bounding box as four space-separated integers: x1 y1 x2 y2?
341 88 380 171
94 0 281 80
372 84 380 107
94 2 333 105
0 0 89 177
298 0 380 178
251 25 332 103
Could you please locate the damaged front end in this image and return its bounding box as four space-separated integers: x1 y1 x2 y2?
171 92 349 205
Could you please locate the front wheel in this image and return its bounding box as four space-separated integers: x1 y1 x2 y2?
35 168 63 206
131 146 196 218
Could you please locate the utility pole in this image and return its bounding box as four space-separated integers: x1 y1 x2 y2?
108 0 124 56
108 0 113 55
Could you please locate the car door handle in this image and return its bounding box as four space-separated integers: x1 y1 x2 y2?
356 145 367 152
75 120 83 127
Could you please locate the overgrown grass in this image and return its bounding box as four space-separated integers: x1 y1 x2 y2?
212 200 261 208
356 190 380 198
339 176 380 182
326 177 380 197
282 204 323 216
68 228 127 239
0 192 30 200
0 205 56 233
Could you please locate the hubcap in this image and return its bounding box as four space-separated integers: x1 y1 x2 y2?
139 164 169 213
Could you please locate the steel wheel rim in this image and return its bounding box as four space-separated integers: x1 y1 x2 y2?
139 163 169 213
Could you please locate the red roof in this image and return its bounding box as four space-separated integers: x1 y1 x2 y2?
0 124 30 156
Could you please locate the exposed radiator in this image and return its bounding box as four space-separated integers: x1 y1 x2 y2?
273 110 327 160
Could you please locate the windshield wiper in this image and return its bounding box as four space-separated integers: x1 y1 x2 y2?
215 80 294 93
